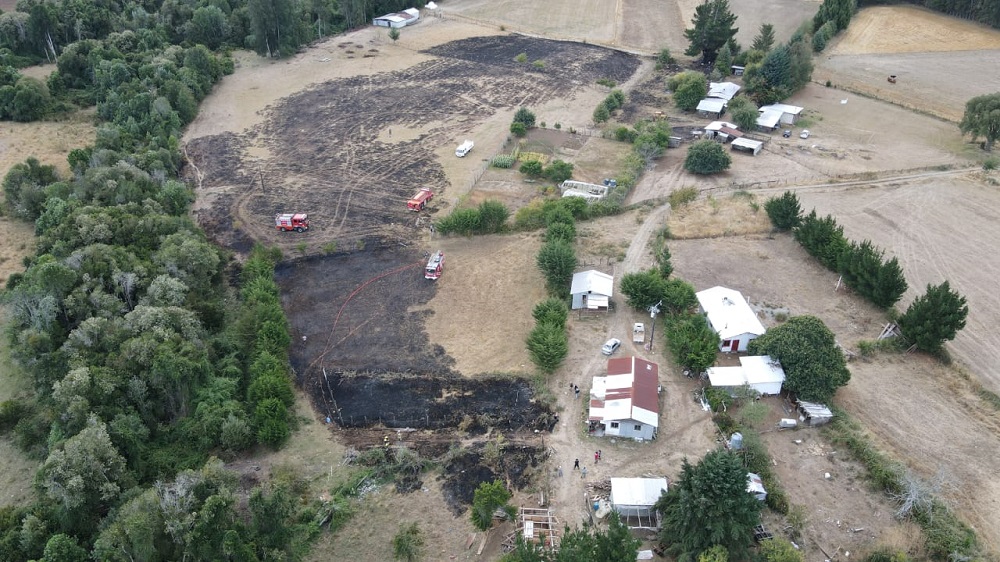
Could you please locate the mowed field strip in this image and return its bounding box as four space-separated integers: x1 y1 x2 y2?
816 6 1000 121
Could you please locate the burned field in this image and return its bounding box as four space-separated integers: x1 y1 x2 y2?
185 35 639 256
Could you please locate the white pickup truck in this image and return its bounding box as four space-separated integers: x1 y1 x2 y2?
633 323 645 344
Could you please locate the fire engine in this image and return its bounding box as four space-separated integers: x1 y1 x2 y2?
425 250 444 280
407 188 434 211
275 213 309 232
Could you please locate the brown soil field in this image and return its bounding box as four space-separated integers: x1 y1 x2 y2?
816 7 1000 122
668 193 772 240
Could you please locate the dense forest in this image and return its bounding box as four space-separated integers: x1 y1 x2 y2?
0 0 412 560
860 0 1000 29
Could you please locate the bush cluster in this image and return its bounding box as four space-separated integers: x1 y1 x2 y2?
593 89 625 123
435 200 511 236
526 298 570 374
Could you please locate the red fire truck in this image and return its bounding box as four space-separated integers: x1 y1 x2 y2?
275 213 309 232
407 188 434 211
425 251 444 280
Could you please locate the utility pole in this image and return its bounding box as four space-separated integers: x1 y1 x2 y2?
648 300 662 352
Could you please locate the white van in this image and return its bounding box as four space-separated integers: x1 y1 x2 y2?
455 140 474 157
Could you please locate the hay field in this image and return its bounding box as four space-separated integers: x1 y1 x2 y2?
817 6 1000 122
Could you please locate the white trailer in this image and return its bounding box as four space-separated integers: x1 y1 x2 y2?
633 323 645 344
455 140 474 157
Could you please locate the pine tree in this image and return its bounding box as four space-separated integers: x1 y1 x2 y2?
684 0 739 64
751 23 776 53
898 282 969 354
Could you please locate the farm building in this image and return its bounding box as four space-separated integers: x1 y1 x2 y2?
707 82 741 101
560 180 609 203
696 98 727 118
797 400 834 426
610 478 668 529
696 286 766 352
707 355 785 396
570 270 613 310
704 121 741 142
731 65 745 76
373 7 420 28
731 138 763 156
588 356 659 441
758 103 804 129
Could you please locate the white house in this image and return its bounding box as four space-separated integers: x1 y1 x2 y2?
610 478 668 529
570 270 613 310
707 355 785 396
696 98 727 118
696 286 766 352
373 7 420 28
588 357 659 441
707 82 741 101
758 103 804 128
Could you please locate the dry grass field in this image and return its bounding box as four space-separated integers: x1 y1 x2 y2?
816 6 1000 122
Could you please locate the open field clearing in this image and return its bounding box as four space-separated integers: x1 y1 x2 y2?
797 174 1000 394
816 6 1000 122
444 0 818 54
670 233 1000 552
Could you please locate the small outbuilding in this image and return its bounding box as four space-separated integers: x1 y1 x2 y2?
610 478 668 529
696 286 766 352
696 98 727 118
571 270 613 310
731 65 745 76
797 400 834 426
731 137 763 156
373 7 420 28
588 357 660 441
707 82 741 101
759 103 804 126
707 355 785 396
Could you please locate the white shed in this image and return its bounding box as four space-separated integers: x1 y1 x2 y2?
373 7 420 28
571 270 613 310
696 286 766 352
731 137 763 156
759 103 804 125
707 356 785 396
610 478 668 529
708 82 741 101
696 98 727 118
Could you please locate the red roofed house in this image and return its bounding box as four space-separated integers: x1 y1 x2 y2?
588 357 660 441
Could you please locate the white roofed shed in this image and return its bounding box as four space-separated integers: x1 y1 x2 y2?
610 478 668 529
571 270 613 310
696 286 766 352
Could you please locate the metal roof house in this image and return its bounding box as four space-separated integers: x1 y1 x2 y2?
696 286 766 352
758 103 804 129
570 270 613 310
610 478 668 529
373 7 420 28
707 82 741 101
707 355 785 396
588 357 659 441
696 98 727 118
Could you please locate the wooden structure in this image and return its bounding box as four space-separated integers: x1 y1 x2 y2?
502 507 562 553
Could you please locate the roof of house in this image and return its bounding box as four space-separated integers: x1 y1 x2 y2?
571 270 614 297
760 103 804 115
707 366 745 387
797 400 833 418
741 355 785 385
708 82 741 101
756 109 782 129
696 98 727 113
704 121 738 132
718 126 743 138
732 138 764 150
696 286 766 340
610 478 668 508
590 357 659 428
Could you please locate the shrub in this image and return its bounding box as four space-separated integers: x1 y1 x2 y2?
536 240 577 296
614 126 638 143
596 78 616 88
526 323 569 374
544 160 574 183
532 60 545 70
545 221 576 243
520 160 543 176
593 104 610 123
656 48 675 70
491 154 514 168
532 298 569 328
668 187 698 208
0 400 27 433
984 156 999 170
514 52 527 63
684 140 732 174
513 107 536 128
510 121 527 137
765 191 802 230
436 208 480 235
476 200 510 233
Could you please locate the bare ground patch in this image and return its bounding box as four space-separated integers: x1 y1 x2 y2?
668 192 772 239
828 6 1000 55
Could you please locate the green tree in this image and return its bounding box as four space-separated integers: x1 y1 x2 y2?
511 121 527 137
8 77 51 121
3 156 59 220
545 221 576 243
41 533 89 562
656 450 762 560
248 0 305 58
536 240 577 295
765 191 802 230
665 314 719 372
656 48 675 70
837 240 908 309
254 398 290 447
513 107 536 128
388 27 401 43
593 103 610 123
748 316 851 402
714 43 733 76
684 0 739 64
684 140 732 174
897 281 969 354
471 480 514 531
620 269 668 310
668 71 708 111
189 6 228 50
960 93 1000 151
520 160 543 176
477 200 510 233
655 241 673 278
760 538 805 562
526 322 569 374
699 545 730 562
532 298 569 328
751 23 776 53
392 522 424 561
545 160 574 183
794 210 848 270
728 98 759 133
662 278 698 315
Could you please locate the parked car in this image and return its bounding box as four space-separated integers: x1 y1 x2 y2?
782 129 791 138
799 129 810 139
601 338 622 356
